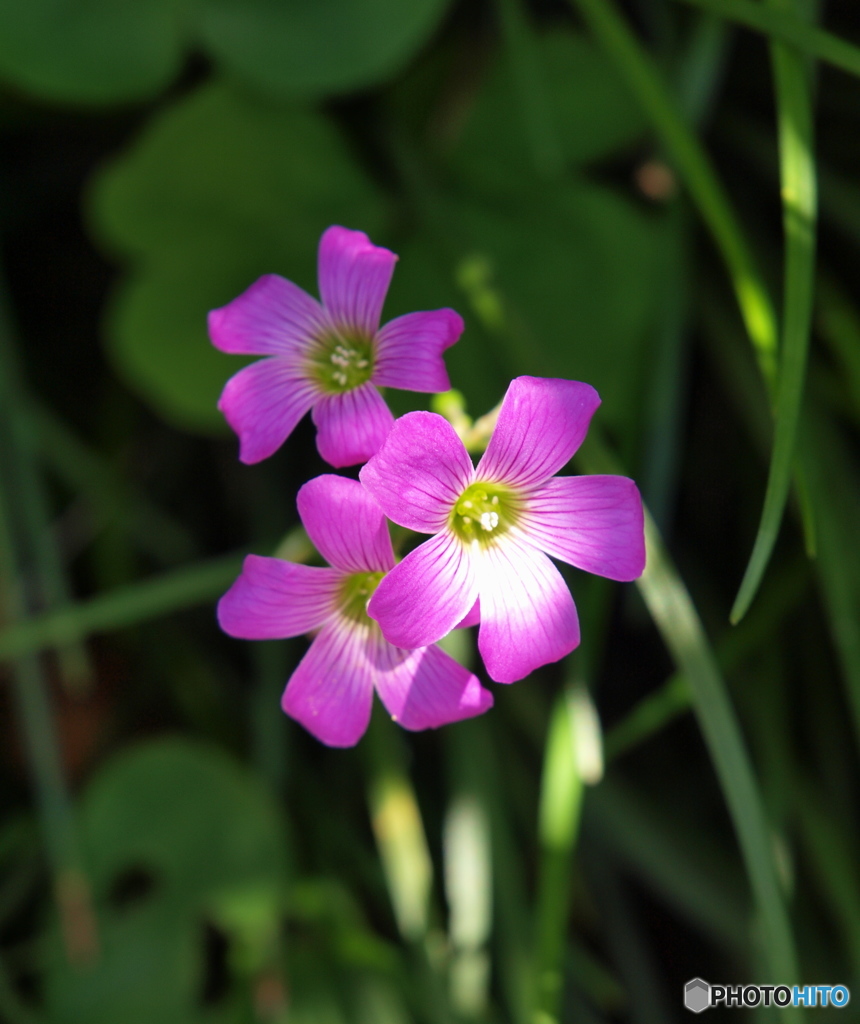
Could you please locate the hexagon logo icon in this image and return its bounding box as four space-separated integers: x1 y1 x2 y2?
684 978 710 1013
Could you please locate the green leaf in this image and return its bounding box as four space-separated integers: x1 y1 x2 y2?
450 29 647 198
88 81 388 433
198 0 453 99
730 0 817 622
442 186 678 436
43 738 289 1024
0 0 184 104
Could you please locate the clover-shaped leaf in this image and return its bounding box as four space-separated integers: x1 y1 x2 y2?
89 81 388 433
43 738 289 1024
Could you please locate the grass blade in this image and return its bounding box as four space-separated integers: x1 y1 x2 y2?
566 0 779 388
730 0 818 622
0 280 93 692
580 434 800 1007
533 683 602 1023
671 0 860 80
0 553 243 661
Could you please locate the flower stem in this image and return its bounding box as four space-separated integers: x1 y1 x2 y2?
532 684 601 1023
0 463 97 965
0 279 93 693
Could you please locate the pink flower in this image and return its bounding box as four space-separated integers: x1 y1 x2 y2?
209 226 463 468
217 475 492 747
360 376 646 683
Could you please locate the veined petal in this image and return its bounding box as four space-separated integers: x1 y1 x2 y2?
218 358 320 464
373 638 493 731
368 531 479 650
477 377 601 489
523 476 645 581
208 274 326 356
312 383 394 468
360 412 474 532
297 474 394 574
282 619 375 747
318 226 397 337
373 309 462 392
217 555 341 639
477 536 579 683
457 597 481 629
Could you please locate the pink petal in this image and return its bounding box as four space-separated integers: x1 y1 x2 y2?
368 531 479 650
218 358 320 464
373 309 462 392
218 555 341 639
359 412 474 532
456 597 481 629
373 638 493 731
477 536 579 683
523 476 645 581
477 377 601 489
317 226 397 337
297 474 394 574
282 619 375 747
208 274 326 356
312 383 394 468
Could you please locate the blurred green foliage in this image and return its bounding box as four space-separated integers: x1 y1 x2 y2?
1 0 860 1022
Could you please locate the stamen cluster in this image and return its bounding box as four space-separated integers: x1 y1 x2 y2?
312 335 373 392
450 483 516 546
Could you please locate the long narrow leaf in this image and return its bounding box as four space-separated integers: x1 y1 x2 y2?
579 436 800 1007
671 0 860 80
0 554 243 661
731 0 818 621
567 0 779 388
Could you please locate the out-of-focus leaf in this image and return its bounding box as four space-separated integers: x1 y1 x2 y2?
448 188 676 435
198 0 453 99
43 738 289 1024
449 30 647 197
387 183 676 432
802 411 860 751
88 81 388 432
0 0 184 104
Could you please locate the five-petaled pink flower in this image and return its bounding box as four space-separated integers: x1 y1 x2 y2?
217 474 492 747
360 376 646 683
208 226 463 468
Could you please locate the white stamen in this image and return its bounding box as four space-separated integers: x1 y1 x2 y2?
480 511 499 531
491 495 499 505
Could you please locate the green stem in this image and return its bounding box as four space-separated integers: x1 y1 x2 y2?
532 684 596 1023
0 465 96 966
0 552 244 662
0 281 92 693
567 0 779 388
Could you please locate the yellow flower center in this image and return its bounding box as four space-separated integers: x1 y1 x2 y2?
339 570 385 623
309 330 374 393
450 482 518 547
